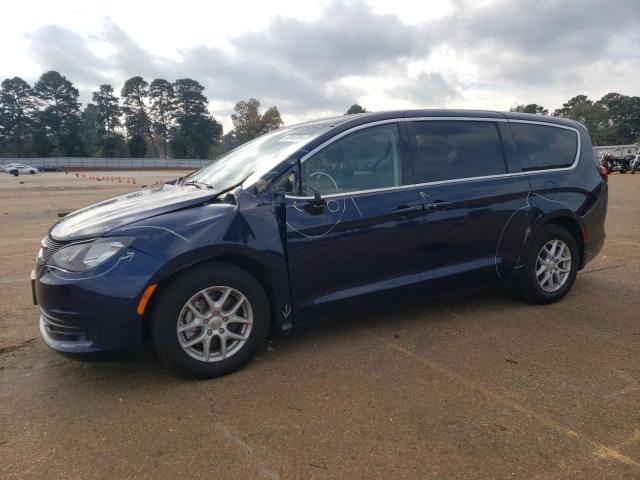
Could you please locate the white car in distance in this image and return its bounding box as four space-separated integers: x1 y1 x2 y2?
3 163 39 174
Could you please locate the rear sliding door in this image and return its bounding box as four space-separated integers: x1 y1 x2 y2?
407 119 532 295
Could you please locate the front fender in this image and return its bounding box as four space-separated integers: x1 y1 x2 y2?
109 195 294 330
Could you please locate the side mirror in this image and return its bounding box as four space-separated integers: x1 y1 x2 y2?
305 189 326 215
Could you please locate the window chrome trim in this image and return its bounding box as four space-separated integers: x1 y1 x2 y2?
286 117 581 200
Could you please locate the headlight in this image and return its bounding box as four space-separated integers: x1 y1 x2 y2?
48 237 135 272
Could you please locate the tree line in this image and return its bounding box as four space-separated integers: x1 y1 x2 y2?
0 71 284 159
1 71 638 160
509 93 640 145
346 95 640 146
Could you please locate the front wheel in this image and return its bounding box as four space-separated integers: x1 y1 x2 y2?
151 262 270 378
517 225 579 304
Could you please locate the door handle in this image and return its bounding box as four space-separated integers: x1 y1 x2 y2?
424 201 452 211
392 205 422 217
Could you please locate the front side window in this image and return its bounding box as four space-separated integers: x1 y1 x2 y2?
510 123 578 171
300 124 403 195
410 121 507 183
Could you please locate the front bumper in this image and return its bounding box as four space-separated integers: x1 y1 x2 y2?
33 246 163 355
39 314 97 353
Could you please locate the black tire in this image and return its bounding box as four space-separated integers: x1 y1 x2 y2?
518 225 579 304
151 262 270 378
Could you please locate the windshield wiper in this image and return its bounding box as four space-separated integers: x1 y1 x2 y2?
214 171 255 198
181 180 213 189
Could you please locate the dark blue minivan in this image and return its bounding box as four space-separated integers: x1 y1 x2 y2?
33 110 608 377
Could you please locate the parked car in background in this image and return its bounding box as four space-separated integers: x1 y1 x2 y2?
33 110 608 378
3 163 39 174
38 165 61 172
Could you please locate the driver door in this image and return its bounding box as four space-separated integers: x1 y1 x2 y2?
284 123 424 324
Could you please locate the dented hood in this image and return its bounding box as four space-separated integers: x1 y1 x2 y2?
50 183 219 241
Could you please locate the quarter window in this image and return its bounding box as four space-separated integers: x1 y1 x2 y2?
409 121 506 183
510 123 578 171
301 124 403 195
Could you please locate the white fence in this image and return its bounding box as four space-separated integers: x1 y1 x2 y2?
0 157 212 169
594 144 639 158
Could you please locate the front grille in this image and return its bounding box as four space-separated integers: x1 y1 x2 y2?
39 236 68 264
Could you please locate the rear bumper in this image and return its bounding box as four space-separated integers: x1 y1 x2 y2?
581 183 608 267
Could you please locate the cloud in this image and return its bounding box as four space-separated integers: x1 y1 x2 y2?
231 1 434 80
26 16 370 116
387 72 461 105
101 21 171 80
176 45 361 113
20 0 640 125
28 25 108 86
438 0 640 86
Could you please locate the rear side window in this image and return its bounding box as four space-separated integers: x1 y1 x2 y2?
409 121 506 183
510 123 578 171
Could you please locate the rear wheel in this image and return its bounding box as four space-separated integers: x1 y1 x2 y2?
151 262 270 378
518 225 579 304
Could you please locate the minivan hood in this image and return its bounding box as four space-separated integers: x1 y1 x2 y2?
50 183 219 241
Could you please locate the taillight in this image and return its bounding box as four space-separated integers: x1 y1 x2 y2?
598 165 608 182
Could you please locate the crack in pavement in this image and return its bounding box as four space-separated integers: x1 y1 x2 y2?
195 381 279 480
580 264 627 275
367 330 640 469
0 337 37 356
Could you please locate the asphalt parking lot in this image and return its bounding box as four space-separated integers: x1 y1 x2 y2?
1 170 639 479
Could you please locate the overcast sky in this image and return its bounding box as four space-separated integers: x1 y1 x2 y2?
1 0 638 131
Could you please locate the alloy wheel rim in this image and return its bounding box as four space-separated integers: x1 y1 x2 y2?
177 286 253 363
535 239 572 293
